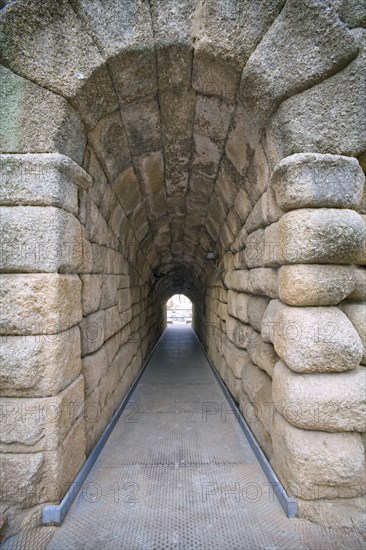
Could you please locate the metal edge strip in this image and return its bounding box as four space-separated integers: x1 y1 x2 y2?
42 330 166 525
194 331 298 519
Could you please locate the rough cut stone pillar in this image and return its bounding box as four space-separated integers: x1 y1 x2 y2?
0 154 90 533
266 153 366 527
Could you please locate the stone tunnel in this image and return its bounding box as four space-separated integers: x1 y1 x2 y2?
0 0 365 540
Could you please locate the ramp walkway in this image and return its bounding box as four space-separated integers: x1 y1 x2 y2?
3 326 364 549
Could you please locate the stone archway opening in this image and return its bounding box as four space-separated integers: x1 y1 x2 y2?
166 294 192 325
0 0 365 541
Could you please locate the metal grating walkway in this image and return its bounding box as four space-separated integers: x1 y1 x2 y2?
2 326 365 549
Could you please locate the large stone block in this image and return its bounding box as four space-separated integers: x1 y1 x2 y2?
247 268 278 299
267 33 366 160
273 304 363 373
243 229 265 269
241 359 272 415
0 452 44 504
82 345 109 397
80 275 102 316
113 342 138 380
271 412 366 499
338 301 366 364
100 275 119 310
278 209 365 264
240 0 357 126
0 327 81 397
227 291 249 323
121 99 162 156
273 360 366 432
349 267 366 301
223 339 249 379
0 376 84 453
297 495 366 530
245 188 283 234
0 206 83 273
80 310 106 356
261 299 283 343
42 416 86 499
0 274 82 335
247 295 270 332
0 66 85 164
247 334 278 378
88 111 131 182
0 0 118 127
192 0 284 103
271 153 365 211
239 391 273 460
0 153 91 213
226 316 253 350
278 265 355 306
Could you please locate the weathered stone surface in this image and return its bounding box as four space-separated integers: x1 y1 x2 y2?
0 66 85 164
43 416 86 498
297 495 366 530
247 295 270 332
226 316 254 350
122 99 162 156
338 301 366 364
0 274 82 335
239 391 273 459
233 188 252 223
88 111 130 182
245 189 283 234
247 334 278 378
225 268 278 297
0 0 118 127
240 0 358 126
192 0 285 102
112 165 142 216
0 206 83 273
100 275 119 310
0 154 91 213
80 275 102 315
244 229 265 269
82 345 109 397
247 268 278 299
241 358 272 411
0 376 84 452
261 299 285 343
271 153 365 211
349 267 366 301
273 304 363 373
271 412 366 499
80 310 106 356
105 305 122 341
278 209 366 264
0 453 44 504
223 339 249 379
273 360 366 432
224 270 249 292
278 265 356 306
0 327 81 397
268 32 366 160
227 291 249 324
113 342 138 379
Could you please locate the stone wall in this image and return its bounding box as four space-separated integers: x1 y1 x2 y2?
0 0 365 537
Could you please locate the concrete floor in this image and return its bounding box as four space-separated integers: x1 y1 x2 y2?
2 326 365 549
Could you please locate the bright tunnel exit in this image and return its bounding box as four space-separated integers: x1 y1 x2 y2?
166 294 192 325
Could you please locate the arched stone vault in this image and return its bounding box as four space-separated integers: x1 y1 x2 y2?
0 0 365 538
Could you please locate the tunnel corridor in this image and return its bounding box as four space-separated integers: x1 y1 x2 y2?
0 0 366 544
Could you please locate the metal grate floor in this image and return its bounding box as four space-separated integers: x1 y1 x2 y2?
2 326 365 549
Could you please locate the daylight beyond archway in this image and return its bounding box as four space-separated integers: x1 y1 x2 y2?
0 0 365 542
166 294 192 324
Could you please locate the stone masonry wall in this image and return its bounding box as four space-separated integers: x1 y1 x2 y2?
0 0 365 537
